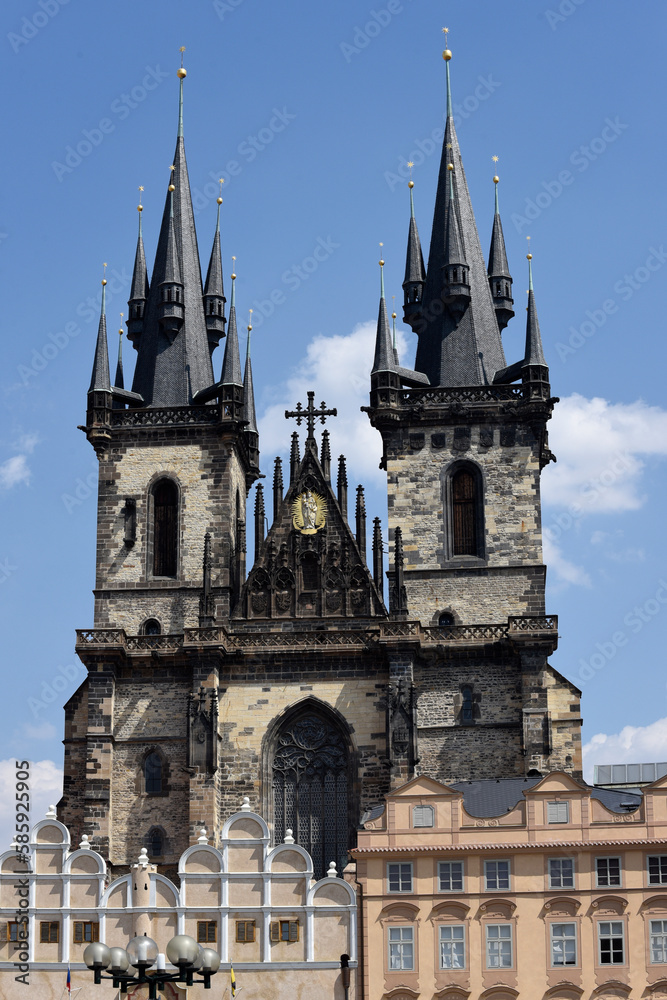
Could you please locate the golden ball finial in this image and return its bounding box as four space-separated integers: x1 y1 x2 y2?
138 204 143 212
447 163 454 171
379 259 384 267
231 273 236 280
168 183 175 192
526 253 533 260
217 196 223 205
177 67 187 79
408 180 414 188
443 49 452 61
101 278 107 286
493 175 499 184
392 312 397 319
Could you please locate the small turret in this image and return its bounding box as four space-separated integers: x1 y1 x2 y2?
487 174 514 331
441 165 470 314
371 252 399 384
402 175 425 330
203 184 226 355
127 194 148 347
219 263 243 419
521 254 550 397
86 269 112 448
242 312 260 474
158 181 185 337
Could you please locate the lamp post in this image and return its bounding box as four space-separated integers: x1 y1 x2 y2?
84 933 220 999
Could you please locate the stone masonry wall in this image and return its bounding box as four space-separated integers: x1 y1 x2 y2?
384 419 546 623
93 427 248 631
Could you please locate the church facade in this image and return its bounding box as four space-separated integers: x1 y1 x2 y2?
60 45 582 896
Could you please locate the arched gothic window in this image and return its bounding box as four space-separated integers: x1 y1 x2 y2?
271 711 349 880
144 751 164 795
142 618 161 636
147 827 164 857
438 612 455 627
443 462 484 560
152 479 178 577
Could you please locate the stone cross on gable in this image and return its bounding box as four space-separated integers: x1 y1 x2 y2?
285 391 337 440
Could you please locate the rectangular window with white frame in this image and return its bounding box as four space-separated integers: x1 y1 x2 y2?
547 801 569 824
438 860 464 892
439 925 465 969
486 923 513 968
650 919 667 963
388 926 414 971
387 862 413 893
648 855 667 885
598 921 625 964
484 859 510 891
596 856 621 888
551 922 577 966
549 857 575 889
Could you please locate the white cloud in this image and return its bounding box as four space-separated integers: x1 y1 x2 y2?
543 529 591 588
15 432 39 455
583 717 667 783
0 454 30 490
543 394 667 513
259 320 410 488
0 759 63 851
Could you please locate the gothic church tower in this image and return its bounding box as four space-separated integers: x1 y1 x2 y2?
61 51 582 883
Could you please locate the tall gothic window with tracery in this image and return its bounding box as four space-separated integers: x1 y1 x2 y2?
272 712 349 880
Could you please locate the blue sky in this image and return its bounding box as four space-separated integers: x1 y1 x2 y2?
1 0 666 841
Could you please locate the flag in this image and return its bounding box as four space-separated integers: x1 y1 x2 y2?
66 964 71 995
230 964 236 997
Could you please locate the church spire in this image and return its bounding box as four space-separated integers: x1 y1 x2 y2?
402 172 425 329
414 38 506 387
522 253 548 377
89 269 110 392
487 171 515 331
203 182 226 355
220 263 242 387
127 193 148 347
371 251 397 377
442 165 470 312
243 310 260 473
130 58 214 406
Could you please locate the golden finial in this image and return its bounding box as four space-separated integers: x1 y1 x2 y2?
407 161 414 189
442 27 452 61
102 262 107 286
247 308 253 333
379 242 384 267
526 235 532 260
119 312 124 336
177 46 187 78
231 255 236 280
447 163 454 171
217 178 224 205
168 165 175 192
138 185 144 211
392 294 396 320
492 155 499 184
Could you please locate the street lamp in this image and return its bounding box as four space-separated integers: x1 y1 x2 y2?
83 933 220 999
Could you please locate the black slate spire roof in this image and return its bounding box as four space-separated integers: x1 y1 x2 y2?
404 183 425 286
89 279 110 392
243 325 258 435
371 261 396 376
524 257 547 368
220 273 243 387
130 72 215 406
414 53 507 387
114 329 124 390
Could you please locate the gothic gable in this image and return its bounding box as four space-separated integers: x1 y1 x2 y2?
240 439 386 620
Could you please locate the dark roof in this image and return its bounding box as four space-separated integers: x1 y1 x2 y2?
371 290 396 376
88 288 110 392
204 213 224 299
243 336 258 434
404 212 425 286
488 209 511 279
451 777 642 818
129 216 149 302
220 286 242 386
524 285 547 368
414 72 507 387
130 130 214 406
